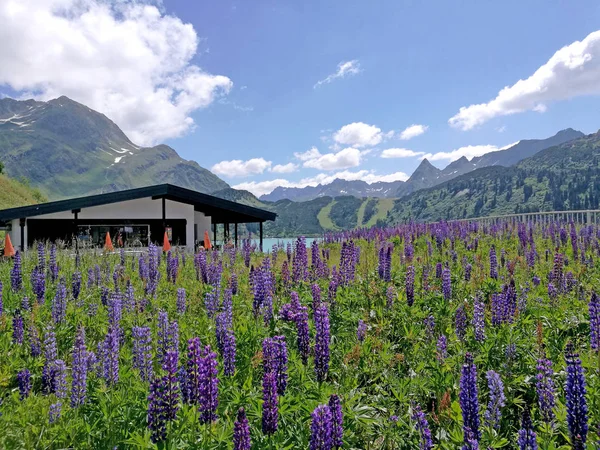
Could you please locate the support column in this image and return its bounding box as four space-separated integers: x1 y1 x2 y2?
162 197 166 233
213 223 217 248
19 218 25 252
259 221 263 252
234 223 238 248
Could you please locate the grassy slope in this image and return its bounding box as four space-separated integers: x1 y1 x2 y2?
317 200 338 230
356 199 369 227
365 198 395 227
0 174 46 209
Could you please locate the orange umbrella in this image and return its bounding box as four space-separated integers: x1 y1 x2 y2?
104 231 114 252
4 233 15 257
204 230 212 250
163 231 171 252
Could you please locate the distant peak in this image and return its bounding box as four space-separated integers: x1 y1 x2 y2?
418 158 433 167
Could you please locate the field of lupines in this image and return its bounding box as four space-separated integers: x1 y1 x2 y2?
0 221 599 449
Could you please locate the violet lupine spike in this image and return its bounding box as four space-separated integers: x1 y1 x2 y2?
186 337 203 405
405 265 415 306
455 304 467 341
314 303 331 382
51 277 67 324
101 327 120 385
148 376 168 443
49 244 59 283
161 349 180 421
263 336 288 396
472 297 486 342
17 369 32 400
262 371 278 435
124 280 135 313
12 313 24 345
309 404 333 450
589 292 600 351
223 329 236 376
517 408 538 450
357 320 367 343
295 304 311 364
424 315 435 340
386 285 395 309
204 288 219 319
565 343 588 449
28 323 41 358
412 404 433 450
11 250 23 292
460 353 481 444
489 246 498 279
464 263 472 282
436 335 447 363
31 266 46 304
329 394 343 448
484 370 506 429
442 267 452 301
132 326 153 382
53 359 67 399
328 269 339 304
49 402 62 423
157 310 170 365
292 236 308 283
198 345 219 424
72 271 82 303
176 287 186 315
70 326 88 408
42 330 58 394
233 407 251 450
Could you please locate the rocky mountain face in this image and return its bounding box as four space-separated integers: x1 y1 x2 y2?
0 96 229 198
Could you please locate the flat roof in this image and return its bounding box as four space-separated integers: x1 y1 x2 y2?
0 184 276 224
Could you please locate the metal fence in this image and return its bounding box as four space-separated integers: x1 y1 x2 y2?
446 210 600 225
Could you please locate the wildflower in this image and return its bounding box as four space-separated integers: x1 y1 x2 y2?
132 326 153 382
517 407 538 450
406 265 415 306
460 353 480 444
412 404 433 450
565 344 588 449
71 326 88 407
310 404 333 450
17 369 31 400
314 303 330 382
536 358 556 424
357 319 367 343
233 407 251 450
262 371 278 435
484 370 505 429
442 268 452 301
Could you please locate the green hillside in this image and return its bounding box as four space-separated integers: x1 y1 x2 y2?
0 172 46 209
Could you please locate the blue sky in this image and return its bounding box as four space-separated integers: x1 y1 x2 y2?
2 0 600 196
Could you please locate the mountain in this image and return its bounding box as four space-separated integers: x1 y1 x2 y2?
386 130 600 223
470 128 584 168
0 172 47 209
261 178 405 202
261 129 584 202
0 96 229 198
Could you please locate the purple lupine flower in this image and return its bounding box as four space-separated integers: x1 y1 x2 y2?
589 292 600 351
233 407 251 450
148 376 168 442
548 282 558 302
161 349 180 421
532 275 540 287
472 297 485 342
49 402 62 423
132 326 153 382
442 267 452 301
230 272 239 295
329 394 343 448
101 326 120 385
464 263 472 282
314 303 331 382
138 254 148 281
412 404 433 450
536 358 556 424
262 371 278 435
17 369 31 400
198 345 219 423
70 327 88 407
204 288 219 319
455 304 467 341
404 242 414 262
435 263 442 279
406 265 415 306
295 304 311 364
570 221 579 259
49 244 59 282
436 335 447 363
311 283 322 310
31 267 46 303
186 337 203 404
357 319 367 343
176 288 186 315
53 359 67 399
42 330 58 394
11 251 23 291
517 408 538 450
72 271 82 302
565 344 588 449
94 264 101 287
460 353 481 444
29 323 41 358
424 315 435 340
21 295 30 312
263 336 288 396
178 366 190 404
51 278 67 324
310 404 333 450
489 246 498 279
123 280 135 313
12 313 24 345
386 285 395 309
484 370 505 429
292 236 308 283
223 329 236 376
157 310 170 365
108 291 122 332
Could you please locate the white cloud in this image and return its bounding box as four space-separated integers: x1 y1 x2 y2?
314 60 361 88
422 141 519 162
270 163 298 174
303 147 362 170
380 148 425 159
211 158 271 177
294 147 322 161
399 124 428 140
333 122 383 148
449 30 600 130
0 0 232 146
233 169 409 197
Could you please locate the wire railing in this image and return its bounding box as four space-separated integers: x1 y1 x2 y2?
438 209 600 225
